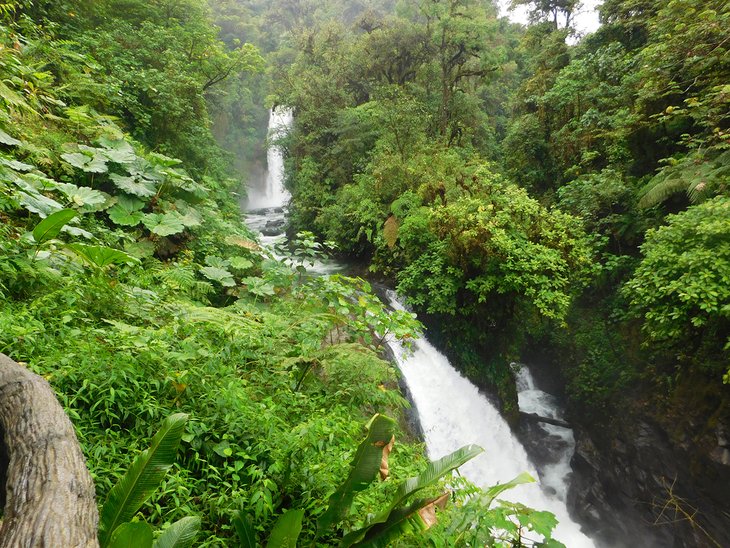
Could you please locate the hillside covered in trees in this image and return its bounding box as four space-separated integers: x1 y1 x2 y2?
0 0 728 547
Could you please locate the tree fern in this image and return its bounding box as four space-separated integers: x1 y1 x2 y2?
639 150 730 208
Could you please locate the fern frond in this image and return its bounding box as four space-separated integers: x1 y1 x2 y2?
638 172 687 208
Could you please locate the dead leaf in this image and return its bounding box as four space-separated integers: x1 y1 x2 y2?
378 435 395 481
225 235 260 251
383 215 399 249
417 492 450 529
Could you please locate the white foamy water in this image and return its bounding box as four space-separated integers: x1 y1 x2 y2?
246 108 293 211
385 291 594 547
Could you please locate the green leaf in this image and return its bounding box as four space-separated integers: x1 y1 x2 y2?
346 497 433 548
241 276 276 297
267 509 304 548
18 189 64 217
0 128 21 146
233 512 257 548
143 211 186 237
98 137 137 164
152 517 201 548
108 196 145 226
317 414 397 535
0 157 34 172
107 522 153 548
230 257 254 271
67 243 140 269
61 151 108 173
99 414 189 546
482 471 535 507
147 152 182 167
341 444 484 547
56 183 110 210
200 266 236 287
32 209 76 244
110 173 157 198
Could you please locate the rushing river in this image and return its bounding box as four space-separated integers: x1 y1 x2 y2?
245 108 596 547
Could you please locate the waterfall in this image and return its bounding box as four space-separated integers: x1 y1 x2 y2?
249 108 595 546
515 364 576 503
246 108 292 211
385 291 595 547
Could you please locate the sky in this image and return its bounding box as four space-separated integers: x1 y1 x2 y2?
498 0 603 37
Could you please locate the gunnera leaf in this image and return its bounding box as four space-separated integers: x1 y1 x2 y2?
110 173 157 198
200 266 236 287
61 150 108 173
108 195 145 226
143 211 186 236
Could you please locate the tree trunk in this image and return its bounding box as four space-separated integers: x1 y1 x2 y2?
0 354 98 548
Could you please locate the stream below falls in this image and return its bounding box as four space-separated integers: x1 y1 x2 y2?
243 108 597 547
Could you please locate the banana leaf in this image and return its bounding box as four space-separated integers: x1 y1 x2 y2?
267 509 305 548
317 414 397 535
340 444 483 547
99 413 189 546
152 516 201 548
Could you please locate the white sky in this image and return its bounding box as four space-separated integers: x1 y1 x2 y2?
499 0 602 37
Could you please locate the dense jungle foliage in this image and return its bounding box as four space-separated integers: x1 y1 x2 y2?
1 0 729 545
263 0 729 424
0 0 577 546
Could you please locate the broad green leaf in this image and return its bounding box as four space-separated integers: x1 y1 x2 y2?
108 197 145 226
67 243 140 268
0 128 21 146
341 444 484 547
61 151 108 173
178 206 202 228
233 512 257 548
107 522 153 548
32 209 76 244
200 266 235 287
241 276 276 297
0 157 34 172
152 516 201 548
98 137 136 164
63 225 94 239
317 414 397 535
347 497 434 548
147 152 182 167
56 183 110 210
18 190 63 216
482 471 535 507
110 173 157 198
230 257 254 271
143 211 186 237
267 509 304 548
124 158 164 182
99 414 189 546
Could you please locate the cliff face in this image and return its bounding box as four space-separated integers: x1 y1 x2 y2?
567 386 730 548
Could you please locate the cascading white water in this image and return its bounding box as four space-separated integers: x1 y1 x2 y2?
248 108 594 546
247 108 292 210
245 109 345 274
245 108 292 249
515 365 576 503
385 291 595 547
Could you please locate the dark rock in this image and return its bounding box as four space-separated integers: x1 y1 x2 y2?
568 419 730 548
261 218 286 236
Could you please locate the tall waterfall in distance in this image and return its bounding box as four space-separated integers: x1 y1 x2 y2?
246 108 292 210
385 291 595 547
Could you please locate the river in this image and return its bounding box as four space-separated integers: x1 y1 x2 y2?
244 108 596 547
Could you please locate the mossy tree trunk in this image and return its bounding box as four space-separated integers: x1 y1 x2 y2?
0 353 98 547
